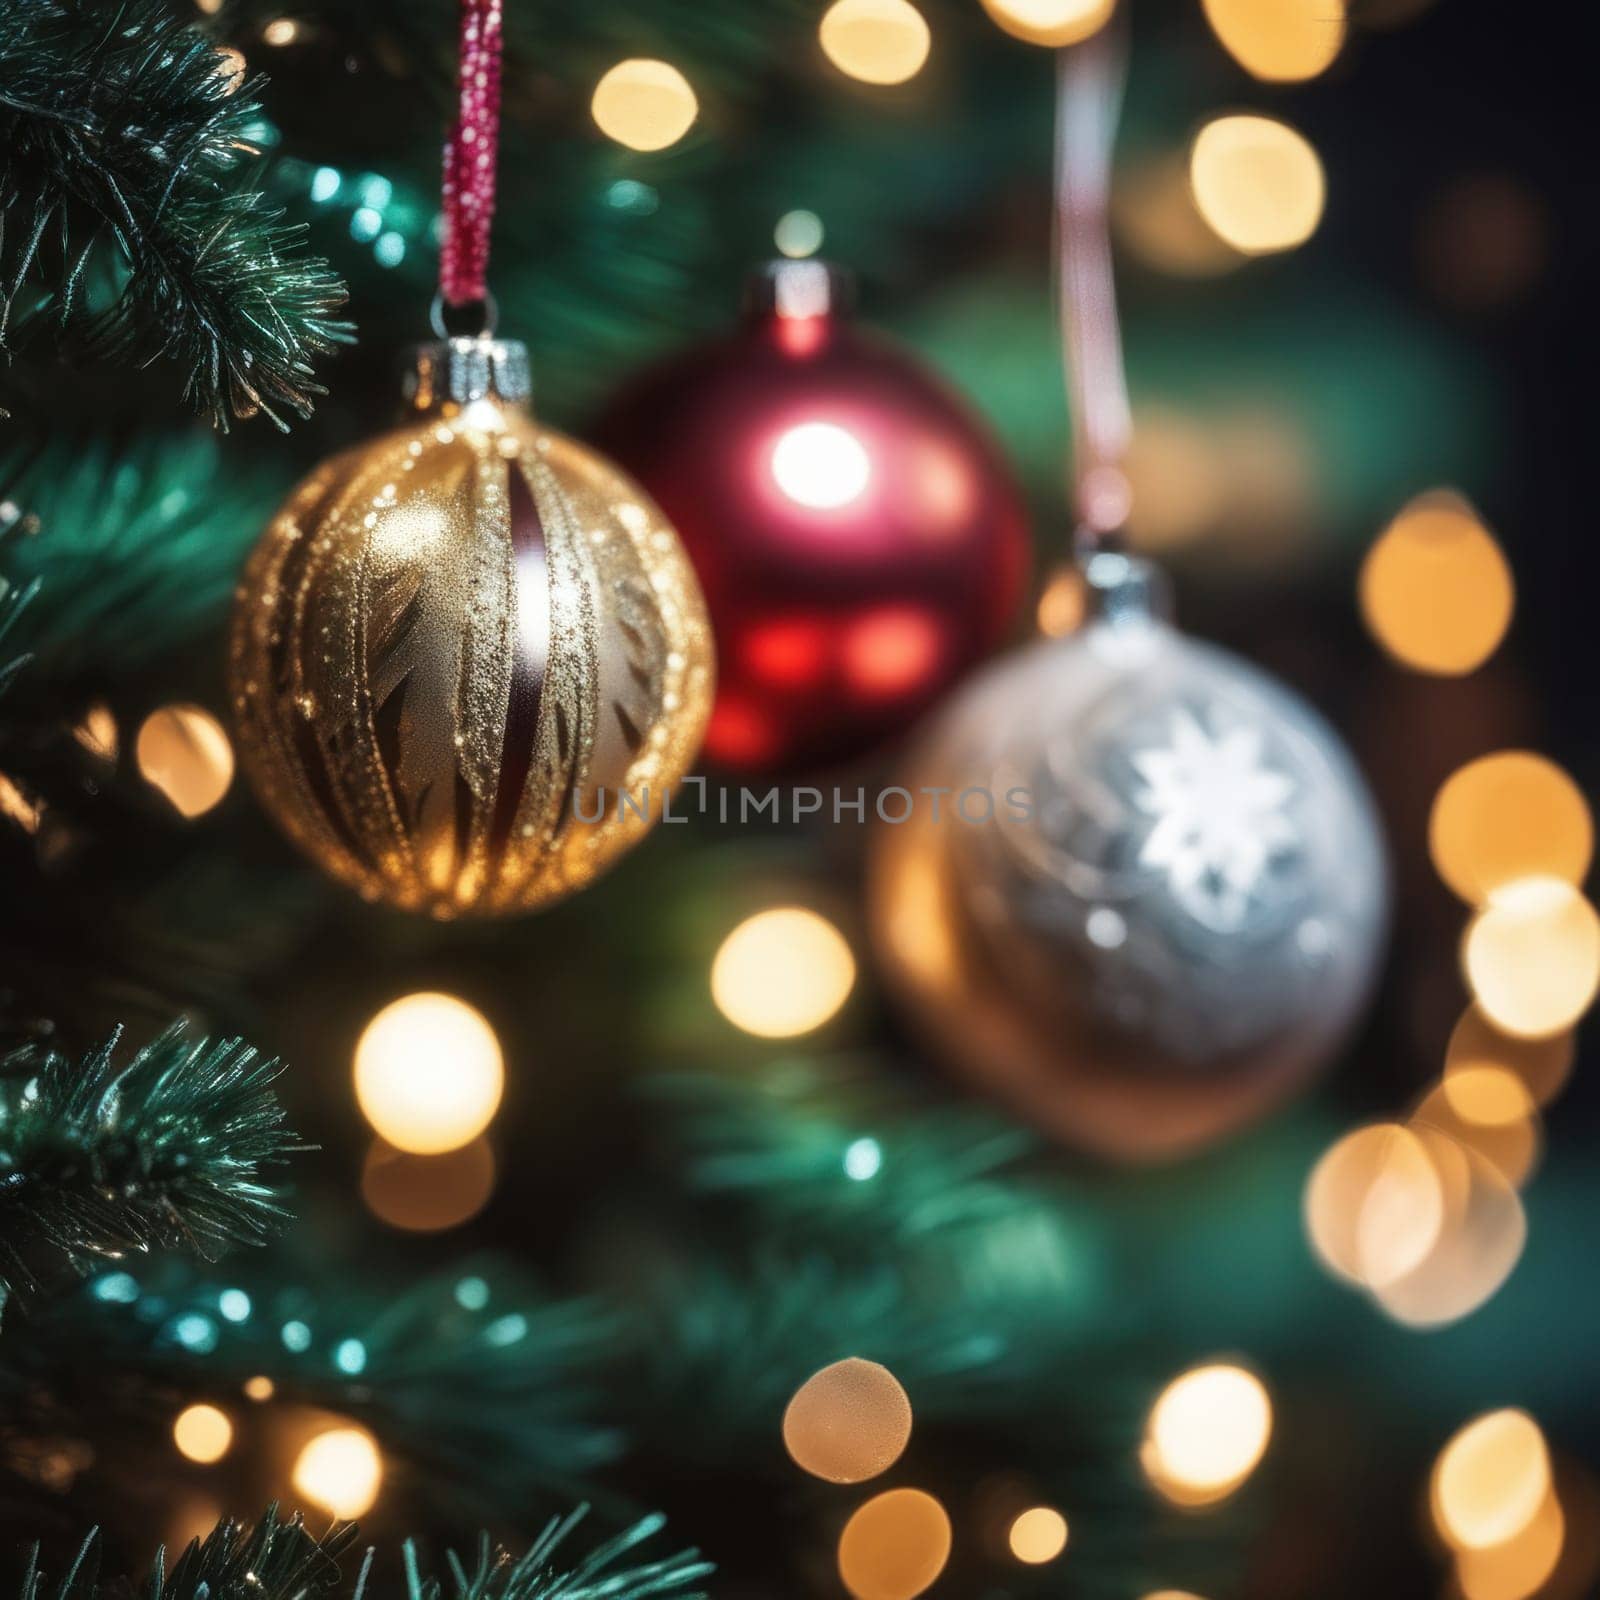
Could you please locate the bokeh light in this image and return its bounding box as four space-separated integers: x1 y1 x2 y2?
136 704 234 818
1190 115 1324 254
361 1137 497 1232
819 0 931 86
977 0 1116 48
1455 1486 1566 1600
1463 876 1600 1038
776 210 826 258
291 1426 382 1519
1145 1365 1272 1501
1201 0 1345 82
1445 1005 1573 1116
772 422 872 508
837 1488 952 1600
1037 564 1088 637
1359 492 1514 675
1442 1066 1539 1129
711 908 856 1037
243 1376 275 1401
1412 1083 1540 1190
782 1358 913 1483
591 60 698 152
1008 1506 1069 1564
73 702 117 763
172 1404 233 1464
1304 1123 1444 1290
1434 1411 1552 1552
353 993 504 1154
1429 752 1591 906
1371 1126 1526 1328
261 17 297 45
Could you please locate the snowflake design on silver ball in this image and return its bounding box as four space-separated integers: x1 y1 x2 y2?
1130 707 1299 934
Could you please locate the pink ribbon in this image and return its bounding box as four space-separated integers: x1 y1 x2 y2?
440 0 504 310
1055 28 1133 548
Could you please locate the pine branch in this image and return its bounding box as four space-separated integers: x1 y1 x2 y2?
402 1508 712 1600
0 0 352 429
0 510 40 700
0 1022 300 1315
0 431 282 675
6 1258 624 1514
9 1505 707 1600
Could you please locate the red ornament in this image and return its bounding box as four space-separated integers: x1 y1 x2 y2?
595 261 1030 773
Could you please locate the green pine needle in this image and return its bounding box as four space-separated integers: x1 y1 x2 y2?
0 0 352 429
9 1505 707 1600
399 1508 712 1600
0 431 282 674
0 1021 300 1312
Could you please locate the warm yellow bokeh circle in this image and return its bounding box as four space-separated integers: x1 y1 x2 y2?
976 0 1116 48
353 992 504 1154
820 0 931 85
1429 752 1592 906
1201 0 1346 82
591 59 698 152
711 907 857 1037
1190 115 1325 254
1360 494 1514 675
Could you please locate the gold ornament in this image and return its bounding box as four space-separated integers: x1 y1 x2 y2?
229 336 713 917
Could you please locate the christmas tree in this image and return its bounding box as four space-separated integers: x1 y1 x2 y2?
3 1 1596 1598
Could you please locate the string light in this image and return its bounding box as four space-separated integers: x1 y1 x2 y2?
172 1404 233 1464
837 1488 952 1600
1008 1507 1069 1564
361 1137 497 1231
136 704 234 818
783 1358 913 1483
1433 1411 1552 1552
1144 1365 1272 1503
1190 115 1325 255
261 18 298 45
977 0 1116 48
1359 492 1514 675
1200 0 1346 83
1463 876 1600 1038
353 993 504 1154
819 0 931 86
1429 752 1592 906
710 907 856 1037
591 60 698 152
292 1426 382 1519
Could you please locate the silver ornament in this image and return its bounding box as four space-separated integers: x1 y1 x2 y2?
871 552 1388 1162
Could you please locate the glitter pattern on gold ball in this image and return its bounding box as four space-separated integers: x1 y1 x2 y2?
229 337 713 917
870 552 1386 1162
